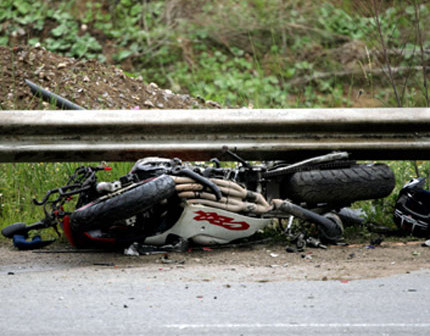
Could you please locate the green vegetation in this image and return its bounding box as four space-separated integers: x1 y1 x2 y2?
0 162 131 228
1 0 429 107
1 0 430 240
353 160 430 239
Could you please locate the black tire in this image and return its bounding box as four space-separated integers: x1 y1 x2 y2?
71 175 176 232
281 164 395 205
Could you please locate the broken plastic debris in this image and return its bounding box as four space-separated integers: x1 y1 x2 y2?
124 243 139 256
285 246 296 253
160 254 185 265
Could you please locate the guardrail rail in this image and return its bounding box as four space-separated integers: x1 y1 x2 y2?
1 108 430 162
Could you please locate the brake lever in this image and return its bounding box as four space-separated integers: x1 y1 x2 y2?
222 146 252 169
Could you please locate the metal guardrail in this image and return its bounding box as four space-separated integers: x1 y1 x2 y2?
1 108 430 162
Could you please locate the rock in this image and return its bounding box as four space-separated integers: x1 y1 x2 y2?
206 100 221 108
143 100 154 108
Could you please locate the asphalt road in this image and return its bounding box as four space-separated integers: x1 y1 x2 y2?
1 263 429 336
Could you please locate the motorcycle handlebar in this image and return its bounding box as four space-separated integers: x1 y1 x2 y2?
1 221 45 238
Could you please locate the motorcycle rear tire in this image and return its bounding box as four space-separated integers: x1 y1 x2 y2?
281 164 395 205
70 175 176 232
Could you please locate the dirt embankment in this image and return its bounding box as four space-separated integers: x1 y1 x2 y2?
0 45 218 110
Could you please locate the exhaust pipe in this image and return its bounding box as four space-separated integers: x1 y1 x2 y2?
273 199 343 242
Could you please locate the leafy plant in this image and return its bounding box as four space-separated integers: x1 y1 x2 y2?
318 3 398 41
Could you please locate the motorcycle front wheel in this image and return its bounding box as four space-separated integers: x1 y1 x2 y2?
70 175 176 232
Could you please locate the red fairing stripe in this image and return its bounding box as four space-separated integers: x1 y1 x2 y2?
75 202 95 212
193 210 250 230
83 232 116 244
62 215 76 246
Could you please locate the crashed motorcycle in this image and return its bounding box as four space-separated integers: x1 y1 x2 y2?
1 150 395 250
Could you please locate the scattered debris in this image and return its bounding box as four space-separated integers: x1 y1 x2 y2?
306 237 327 249
2 243 430 281
285 246 296 253
93 262 115 267
370 237 384 246
160 254 185 265
347 253 355 260
124 243 172 255
32 249 108 254
124 244 140 256
422 239 430 247
302 254 313 260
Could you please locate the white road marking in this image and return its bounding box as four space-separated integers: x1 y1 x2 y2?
166 323 430 329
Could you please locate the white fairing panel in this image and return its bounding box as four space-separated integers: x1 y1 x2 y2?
144 204 271 245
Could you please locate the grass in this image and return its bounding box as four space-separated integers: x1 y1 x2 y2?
0 162 132 228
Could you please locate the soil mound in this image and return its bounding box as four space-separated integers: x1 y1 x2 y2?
0 45 215 110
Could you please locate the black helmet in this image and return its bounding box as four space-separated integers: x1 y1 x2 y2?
394 177 430 237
